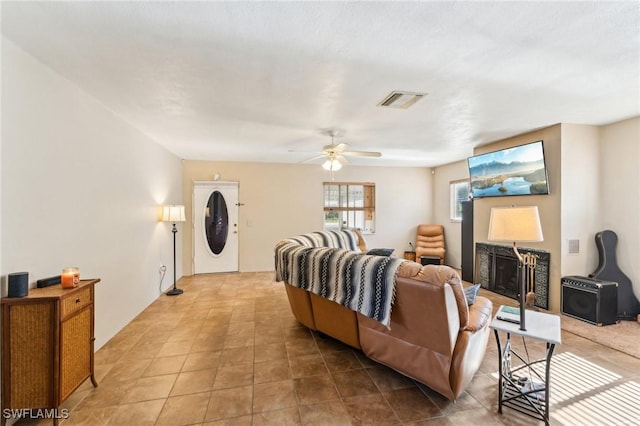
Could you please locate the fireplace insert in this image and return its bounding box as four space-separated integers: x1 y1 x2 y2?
476 242 550 309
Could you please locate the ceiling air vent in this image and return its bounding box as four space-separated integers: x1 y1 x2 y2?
378 91 427 109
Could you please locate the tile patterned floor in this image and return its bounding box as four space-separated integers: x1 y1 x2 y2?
13 272 640 425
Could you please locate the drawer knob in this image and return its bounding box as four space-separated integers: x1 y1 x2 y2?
75 298 81 304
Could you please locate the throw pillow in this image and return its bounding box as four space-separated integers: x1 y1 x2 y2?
464 284 481 305
366 248 395 257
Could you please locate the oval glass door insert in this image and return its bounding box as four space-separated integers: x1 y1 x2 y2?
205 191 229 255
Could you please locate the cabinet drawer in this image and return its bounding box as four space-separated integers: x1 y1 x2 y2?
61 287 92 317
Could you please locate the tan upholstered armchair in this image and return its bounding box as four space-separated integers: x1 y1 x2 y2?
416 224 446 265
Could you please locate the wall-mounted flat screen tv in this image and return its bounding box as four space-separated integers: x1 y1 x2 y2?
467 140 549 198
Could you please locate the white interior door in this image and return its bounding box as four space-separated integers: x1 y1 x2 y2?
193 181 239 274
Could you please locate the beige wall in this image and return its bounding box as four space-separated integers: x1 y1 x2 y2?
1 38 183 349
432 160 469 268
599 117 640 300
182 161 432 272
560 124 600 276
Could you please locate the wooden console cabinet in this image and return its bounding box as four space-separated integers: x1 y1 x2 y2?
1 279 100 425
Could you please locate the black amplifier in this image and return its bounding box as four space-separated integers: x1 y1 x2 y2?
561 276 618 326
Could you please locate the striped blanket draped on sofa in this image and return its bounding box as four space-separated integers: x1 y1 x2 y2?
275 230 405 327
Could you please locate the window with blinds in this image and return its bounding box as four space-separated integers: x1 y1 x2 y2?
323 182 375 233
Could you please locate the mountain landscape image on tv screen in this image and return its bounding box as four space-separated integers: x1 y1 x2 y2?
468 140 549 198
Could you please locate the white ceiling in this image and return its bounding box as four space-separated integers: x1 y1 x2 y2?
2 1 638 167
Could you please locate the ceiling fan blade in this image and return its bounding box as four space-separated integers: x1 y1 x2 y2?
288 148 322 153
342 151 382 158
333 143 348 152
301 154 328 163
336 155 349 164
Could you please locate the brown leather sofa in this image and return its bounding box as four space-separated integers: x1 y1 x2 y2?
279 231 493 401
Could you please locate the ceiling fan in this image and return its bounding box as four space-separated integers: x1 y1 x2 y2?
302 130 382 171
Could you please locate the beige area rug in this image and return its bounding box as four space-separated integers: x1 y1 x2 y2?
560 314 640 359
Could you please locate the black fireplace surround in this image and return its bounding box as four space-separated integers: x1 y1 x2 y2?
475 242 550 310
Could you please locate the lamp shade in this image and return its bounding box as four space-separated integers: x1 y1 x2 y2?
488 206 543 242
322 158 342 171
161 205 186 223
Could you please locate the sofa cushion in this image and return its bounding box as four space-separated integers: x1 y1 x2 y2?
464 296 493 332
464 284 481 305
397 262 469 329
366 248 395 256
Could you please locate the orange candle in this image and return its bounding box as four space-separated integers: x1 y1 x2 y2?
61 272 74 288
61 267 79 288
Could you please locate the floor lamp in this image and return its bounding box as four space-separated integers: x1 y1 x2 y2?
162 205 186 296
488 206 544 331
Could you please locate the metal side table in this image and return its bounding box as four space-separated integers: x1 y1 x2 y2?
490 306 562 425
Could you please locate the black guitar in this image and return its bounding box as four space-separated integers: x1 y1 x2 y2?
589 230 640 320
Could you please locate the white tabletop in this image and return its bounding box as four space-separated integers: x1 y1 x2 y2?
491 305 562 345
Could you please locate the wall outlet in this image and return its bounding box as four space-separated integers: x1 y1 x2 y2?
160 264 167 272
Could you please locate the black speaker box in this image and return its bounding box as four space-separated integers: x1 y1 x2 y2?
37 275 61 288
561 276 617 326
461 200 474 282
8 272 29 298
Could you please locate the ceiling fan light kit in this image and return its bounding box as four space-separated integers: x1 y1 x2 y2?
322 158 342 171
307 130 382 174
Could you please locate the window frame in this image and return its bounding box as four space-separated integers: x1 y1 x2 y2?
450 179 470 222
323 182 375 234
